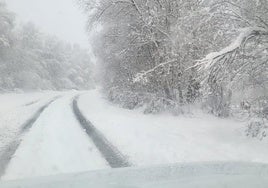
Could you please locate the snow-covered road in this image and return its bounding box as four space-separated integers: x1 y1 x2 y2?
1 93 109 180
72 96 131 168
0 90 268 181
0 96 60 177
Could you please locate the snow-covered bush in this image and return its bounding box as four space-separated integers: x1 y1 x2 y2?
245 118 267 140
107 88 147 110
143 97 184 115
245 98 268 140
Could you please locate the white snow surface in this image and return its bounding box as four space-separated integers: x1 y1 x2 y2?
1 93 108 180
1 162 268 188
78 90 268 166
0 91 61 156
0 91 57 112
1 89 268 183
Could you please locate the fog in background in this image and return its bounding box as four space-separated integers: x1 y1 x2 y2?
6 0 89 48
0 1 95 91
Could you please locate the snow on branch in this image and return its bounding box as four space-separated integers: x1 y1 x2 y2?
133 59 177 83
196 27 268 70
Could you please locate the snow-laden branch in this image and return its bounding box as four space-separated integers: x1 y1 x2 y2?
133 59 177 83
196 27 268 70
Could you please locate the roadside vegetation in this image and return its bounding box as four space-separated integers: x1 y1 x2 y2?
78 0 268 138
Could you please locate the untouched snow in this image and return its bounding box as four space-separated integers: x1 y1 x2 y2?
0 91 60 113
78 90 268 166
2 93 108 180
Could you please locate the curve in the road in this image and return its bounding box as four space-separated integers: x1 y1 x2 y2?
72 95 131 168
23 99 40 107
0 96 61 178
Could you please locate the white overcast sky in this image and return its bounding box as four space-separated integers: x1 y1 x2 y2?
5 0 89 48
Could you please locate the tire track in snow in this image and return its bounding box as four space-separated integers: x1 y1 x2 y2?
72 95 131 168
20 96 61 132
23 99 40 107
0 96 61 178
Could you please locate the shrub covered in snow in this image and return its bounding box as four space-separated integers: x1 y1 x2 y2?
245 118 267 140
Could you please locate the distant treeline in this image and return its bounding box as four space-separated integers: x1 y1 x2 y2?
0 2 95 91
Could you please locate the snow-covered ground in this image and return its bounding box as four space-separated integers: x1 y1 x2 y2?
0 92 53 113
78 90 268 166
1 162 268 188
2 93 108 180
0 91 61 156
1 89 268 183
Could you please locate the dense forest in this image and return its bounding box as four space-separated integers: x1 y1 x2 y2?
78 0 268 138
0 2 95 91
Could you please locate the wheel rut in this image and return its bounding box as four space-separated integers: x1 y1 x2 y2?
72 95 131 168
0 96 61 178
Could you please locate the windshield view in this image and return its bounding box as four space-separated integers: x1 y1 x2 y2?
0 0 267 187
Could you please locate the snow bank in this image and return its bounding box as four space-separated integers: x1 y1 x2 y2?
78 90 268 166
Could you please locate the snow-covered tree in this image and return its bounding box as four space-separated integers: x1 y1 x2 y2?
197 0 268 117
79 0 267 120
0 4 95 91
